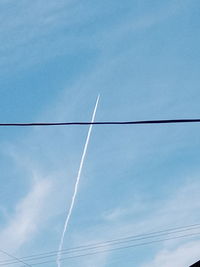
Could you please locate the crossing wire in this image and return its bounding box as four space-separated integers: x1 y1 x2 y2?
0 249 32 267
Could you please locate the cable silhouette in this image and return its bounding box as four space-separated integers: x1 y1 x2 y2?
1 118 200 127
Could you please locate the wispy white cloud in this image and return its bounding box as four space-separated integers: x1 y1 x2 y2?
137 174 200 266
0 0 190 74
0 2 198 267
0 178 52 253
141 240 200 267
68 172 200 267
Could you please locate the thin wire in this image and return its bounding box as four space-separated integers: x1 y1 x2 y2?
19 231 200 266
1 118 200 127
2 224 200 264
0 249 32 267
2 223 200 265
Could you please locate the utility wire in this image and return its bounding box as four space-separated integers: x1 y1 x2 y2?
1 118 200 127
1 223 200 266
2 224 200 264
17 231 200 266
0 249 32 267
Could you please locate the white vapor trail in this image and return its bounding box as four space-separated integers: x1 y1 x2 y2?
56 95 100 267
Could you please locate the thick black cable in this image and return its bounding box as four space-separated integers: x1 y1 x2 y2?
19 231 200 266
1 119 200 127
2 224 200 265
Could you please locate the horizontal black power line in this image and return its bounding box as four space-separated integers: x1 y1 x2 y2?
2 223 200 266
1 118 200 127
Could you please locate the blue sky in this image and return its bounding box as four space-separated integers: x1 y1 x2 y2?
0 0 200 266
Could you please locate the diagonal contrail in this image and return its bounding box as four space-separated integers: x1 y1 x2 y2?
56 95 100 267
